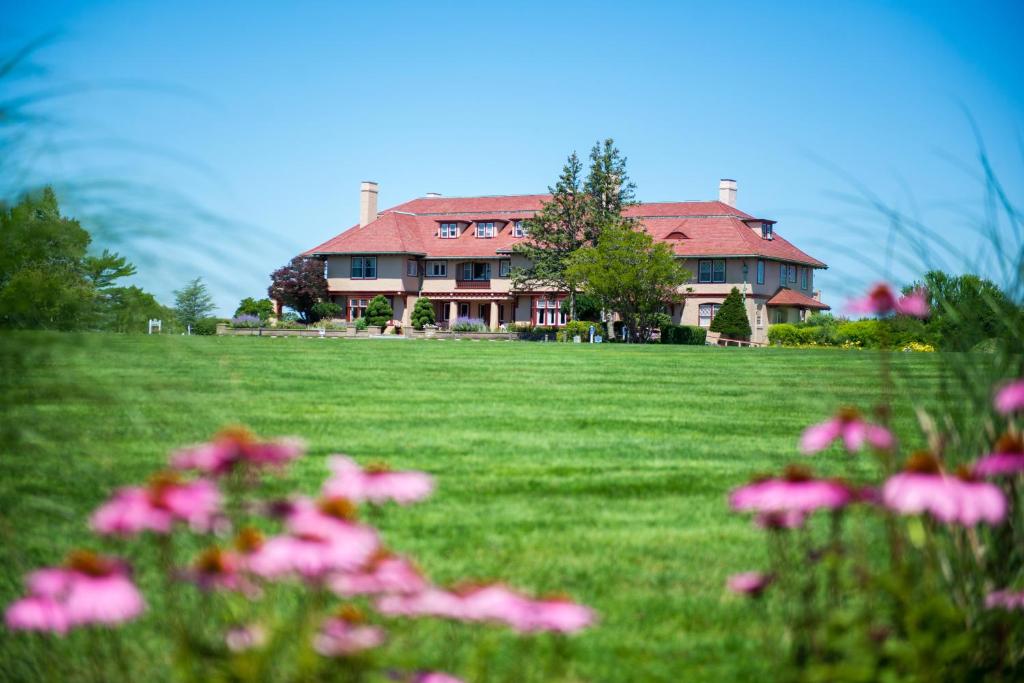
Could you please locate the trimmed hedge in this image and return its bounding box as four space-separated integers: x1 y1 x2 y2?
517 326 559 341
659 324 707 345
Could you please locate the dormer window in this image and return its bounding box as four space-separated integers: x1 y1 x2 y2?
476 222 496 238
513 220 525 238
440 223 459 239
761 222 773 240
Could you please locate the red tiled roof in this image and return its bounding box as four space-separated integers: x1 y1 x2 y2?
304 195 827 268
766 288 831 309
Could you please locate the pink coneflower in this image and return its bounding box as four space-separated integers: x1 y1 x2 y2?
171 426 304 476
313 607 385 657
727 572 773 597
415 674 466 683
376 587 466 620
800 407 895 455
323 456 435 505
729 466 854 515
847 283 929 318
985 590 1024 610
5 551 145 633
90 472 221 536
973 434 1024 478
183 546 247 592
882 453 1007 526
994 380 1024 415
246 498 378 580
517 596 595 634
328 552 426 597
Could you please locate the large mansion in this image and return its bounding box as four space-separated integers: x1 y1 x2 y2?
302 179 828 344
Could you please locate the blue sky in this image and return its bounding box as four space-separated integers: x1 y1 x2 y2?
4 0 1023 314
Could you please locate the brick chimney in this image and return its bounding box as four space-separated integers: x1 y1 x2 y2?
718 178 737 207
359 181 379 227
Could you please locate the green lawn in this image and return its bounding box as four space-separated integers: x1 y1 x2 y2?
0 335 943 682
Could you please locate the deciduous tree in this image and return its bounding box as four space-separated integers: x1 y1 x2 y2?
267 257 327 323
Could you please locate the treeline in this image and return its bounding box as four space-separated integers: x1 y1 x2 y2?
1 187 185 333
769 271 1023 351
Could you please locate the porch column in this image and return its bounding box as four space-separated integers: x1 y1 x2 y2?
402 295 415 327
489 301 499 330
448 300 458 323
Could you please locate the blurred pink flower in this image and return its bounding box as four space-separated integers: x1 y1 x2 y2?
847 283 929 318
5 552 145 633
225 623 267 652
727 572 772 597
313 609 385 657
882 454 1007 526
246 498 378 580
90 473 221 536
730 467 854 515
171 426 304 475
800 407 894 455
323 456 434 505
518 596 595 633
973 434 1024 477
4 595 69 634
994 380 1024 415
985 590 1024 610
416 674 466 683
328 553 426 597
376 587 466 620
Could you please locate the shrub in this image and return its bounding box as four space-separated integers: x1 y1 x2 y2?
353 316 368 331
411 297 435 330
230 314 261 328
561 293 603 322
709 287 752 340
660 324 707 345
191 317 219 336
562 320 598 341
516 325 558 341
835 319 881 348
234 297 274 323
451 317 487 332
310 301 342 322
364 295 393 328
768 323 802 346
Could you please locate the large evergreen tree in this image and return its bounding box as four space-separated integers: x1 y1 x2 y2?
411 297 436 329
173 277 216 329
709 287 752 340
565 224 690 342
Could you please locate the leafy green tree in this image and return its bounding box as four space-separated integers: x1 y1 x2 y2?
710 287 752 340
411 297 436 329
0 187 96 329
905 271 1022 351
174 277 216 329
561 292 602 322
311 300 342 322
84 249 137 290
364 295 393 328
235 297 275 323
268 257 327 323
513 138 637 318
566 224 690 343
104 286 176 333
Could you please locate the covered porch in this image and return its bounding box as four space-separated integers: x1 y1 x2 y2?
766 288 830 324
431 293 515 331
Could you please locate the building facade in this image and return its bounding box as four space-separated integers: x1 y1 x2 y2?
302 179 829 343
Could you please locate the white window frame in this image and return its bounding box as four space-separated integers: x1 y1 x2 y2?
513 220 525 237
475 222 496 238
406 259 418 276
348 297 369 320
439 223 459 239
534 298 566 326
426 261 447 277
762 222 773 240
698 303 721 328
756 303 763 327
499 259 511 277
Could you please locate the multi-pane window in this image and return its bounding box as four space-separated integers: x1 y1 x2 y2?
698 259 726 283
406 259 418 276
513 220 525 237
762 222 773 240
351 256 377 279
801 268 808 290
755 303 763 327
426 261 447 277
440 223 459 238
756 260 765 285
499 259 511 277
780 262 787 285
535 298 566 326
789 264 797 283
348 298 369 320
475 222 496 238
698 303 722 327
460 262 491 281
